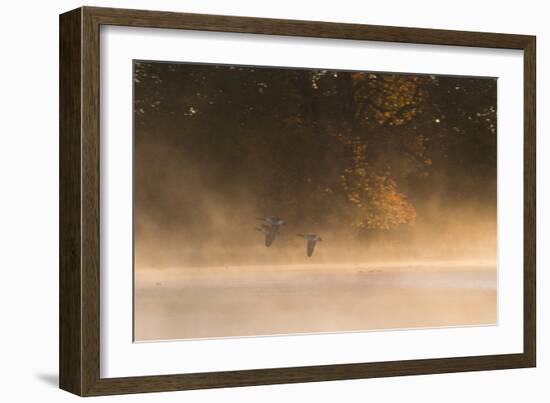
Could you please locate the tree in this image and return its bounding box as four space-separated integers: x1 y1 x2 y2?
133 62 496 235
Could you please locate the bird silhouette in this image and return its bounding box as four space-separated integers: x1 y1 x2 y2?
255 216 285 247
296 233 323 257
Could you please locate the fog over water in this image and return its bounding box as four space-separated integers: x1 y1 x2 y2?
134 167 497 341
135 263 496 341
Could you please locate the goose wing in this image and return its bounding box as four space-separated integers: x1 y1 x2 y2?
307 240 316 257
265 226 278 247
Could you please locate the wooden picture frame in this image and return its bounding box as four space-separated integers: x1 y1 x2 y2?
59 6 536 396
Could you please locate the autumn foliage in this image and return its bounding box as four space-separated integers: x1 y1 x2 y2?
134 62 496 234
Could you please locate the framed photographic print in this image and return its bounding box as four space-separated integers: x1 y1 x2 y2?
59 6 536 396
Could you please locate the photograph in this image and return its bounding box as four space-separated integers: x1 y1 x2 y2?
133 61 498 341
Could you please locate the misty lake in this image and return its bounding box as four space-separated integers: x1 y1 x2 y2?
134 262 496 341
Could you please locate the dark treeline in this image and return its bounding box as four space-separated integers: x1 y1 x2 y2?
134 61 496 244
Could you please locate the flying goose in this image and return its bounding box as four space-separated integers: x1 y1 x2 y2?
255 216 285 247
296 233 323 257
